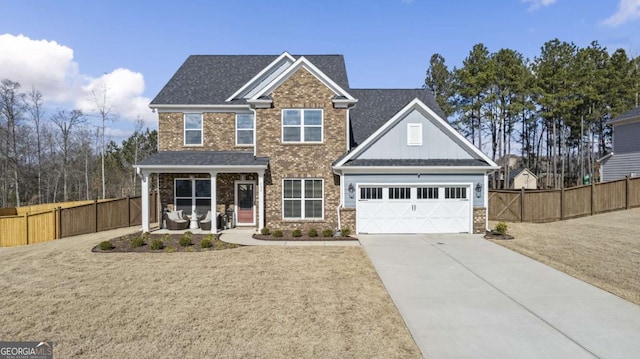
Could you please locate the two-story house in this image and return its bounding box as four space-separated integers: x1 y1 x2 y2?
134 52 498 235
599 107 640 182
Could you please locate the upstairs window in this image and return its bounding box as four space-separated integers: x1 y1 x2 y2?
184 113 203 146
236 113 254 146
282 109 323 143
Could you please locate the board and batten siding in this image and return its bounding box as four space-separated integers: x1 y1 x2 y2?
355 109 474 160
602 152 640 182
343 173 485 208
613 122 640 153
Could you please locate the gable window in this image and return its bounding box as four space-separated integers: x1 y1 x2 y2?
184 113 203 146
407 123 423 146
236 113 254 146
283 179 323 219
282 109 323 143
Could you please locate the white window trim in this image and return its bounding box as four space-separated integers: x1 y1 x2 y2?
235 113 255 147
281 109 324 143
281 178 324 220
184 113 203 146
407 123 423 146
174 178 211 214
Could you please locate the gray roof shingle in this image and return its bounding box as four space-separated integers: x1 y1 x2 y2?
348 89 444 146
151 55 350 105
136 151 268 167
343 159 489 167
611 107 640 124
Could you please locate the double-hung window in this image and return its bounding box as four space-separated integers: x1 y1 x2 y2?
184 113 203 146
236 113 254 146
175 178 211 214
283 179 323 219
282 109 323 143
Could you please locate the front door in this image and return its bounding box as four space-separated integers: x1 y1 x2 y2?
235 182 255 225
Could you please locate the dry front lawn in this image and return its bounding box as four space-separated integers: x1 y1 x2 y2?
0 228 421 359
489 208 640 305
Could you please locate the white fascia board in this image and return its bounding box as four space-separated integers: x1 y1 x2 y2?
333 166 499 174
134 164 268 175
249 56 355 102
225 52 296 102
151 104 251 113
334 98 499 168
596 152 614 163
609 116 640 126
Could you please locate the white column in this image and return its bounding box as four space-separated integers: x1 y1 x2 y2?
258 170 265 230
210 172 217 234
141 172 150 233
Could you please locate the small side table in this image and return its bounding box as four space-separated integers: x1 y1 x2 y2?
189 214 199 229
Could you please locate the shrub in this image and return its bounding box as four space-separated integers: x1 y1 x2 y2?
131 237 145 248
201 238 212 249
292 229 302 237
141 232 151 241
261 227 271 235
322 229 333 237
179 235 192 247
495 222 508 235
272 230 283 237
166 246 176 253
308 228 318 237
150 239 164 250
341 228 351 237
162 234 170 242
99 241 113 250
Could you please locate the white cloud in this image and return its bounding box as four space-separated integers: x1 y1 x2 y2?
522 0 557 11
603 0 640 26
0 33 152 127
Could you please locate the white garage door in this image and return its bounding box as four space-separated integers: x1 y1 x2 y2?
357 185 471 234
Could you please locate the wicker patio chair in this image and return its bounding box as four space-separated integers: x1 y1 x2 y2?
165 210 189 230
200 211 213 231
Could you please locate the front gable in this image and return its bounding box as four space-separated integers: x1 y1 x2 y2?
355 108 475 161
335 99 498 170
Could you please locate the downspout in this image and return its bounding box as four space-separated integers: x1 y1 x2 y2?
337 204 342 231
251 107 257 157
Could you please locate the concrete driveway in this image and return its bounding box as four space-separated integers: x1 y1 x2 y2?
359 234 640 359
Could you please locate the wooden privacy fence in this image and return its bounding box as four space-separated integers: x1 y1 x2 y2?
489 176 640 222
0 193 158 247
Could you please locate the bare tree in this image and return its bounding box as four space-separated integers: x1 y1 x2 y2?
0 79 26 206
92 83 116 199
51 109 85 201
26 86 46 203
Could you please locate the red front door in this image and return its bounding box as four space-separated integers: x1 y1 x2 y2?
237 183 254 225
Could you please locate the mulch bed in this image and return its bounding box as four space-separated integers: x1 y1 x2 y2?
484 230 515 240
92 233 240 253
253 234 357 241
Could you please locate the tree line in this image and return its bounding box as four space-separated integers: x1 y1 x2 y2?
0 79 157 208
425 39 640 188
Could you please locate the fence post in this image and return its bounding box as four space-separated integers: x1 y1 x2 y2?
590 182 595 215
52 208 57 240
626 176 631 210
520 187 525 222
57 207 62 239
560 188 564 220
94 199 99 233
25 213 29 245
127 196 131 227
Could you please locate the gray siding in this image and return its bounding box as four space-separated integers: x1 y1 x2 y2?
602 152 640 181
343 173 484 208
356 109 474 160
613 122 640 153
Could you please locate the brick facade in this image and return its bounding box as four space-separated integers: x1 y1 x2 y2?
158 112 250 151
255 67 347 231
339 207 356 233
473 207 487 234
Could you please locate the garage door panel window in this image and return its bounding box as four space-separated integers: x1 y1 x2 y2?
360 187 383 200
444 187 467 199
417 187 439 200
389 187 411 200
283 179 323 219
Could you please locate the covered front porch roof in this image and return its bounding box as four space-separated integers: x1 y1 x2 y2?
134 150 269 174
134 151 268 234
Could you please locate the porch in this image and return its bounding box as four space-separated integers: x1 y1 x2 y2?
134 151 269 234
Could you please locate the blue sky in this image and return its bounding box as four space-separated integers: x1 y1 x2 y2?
1 0 639 141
